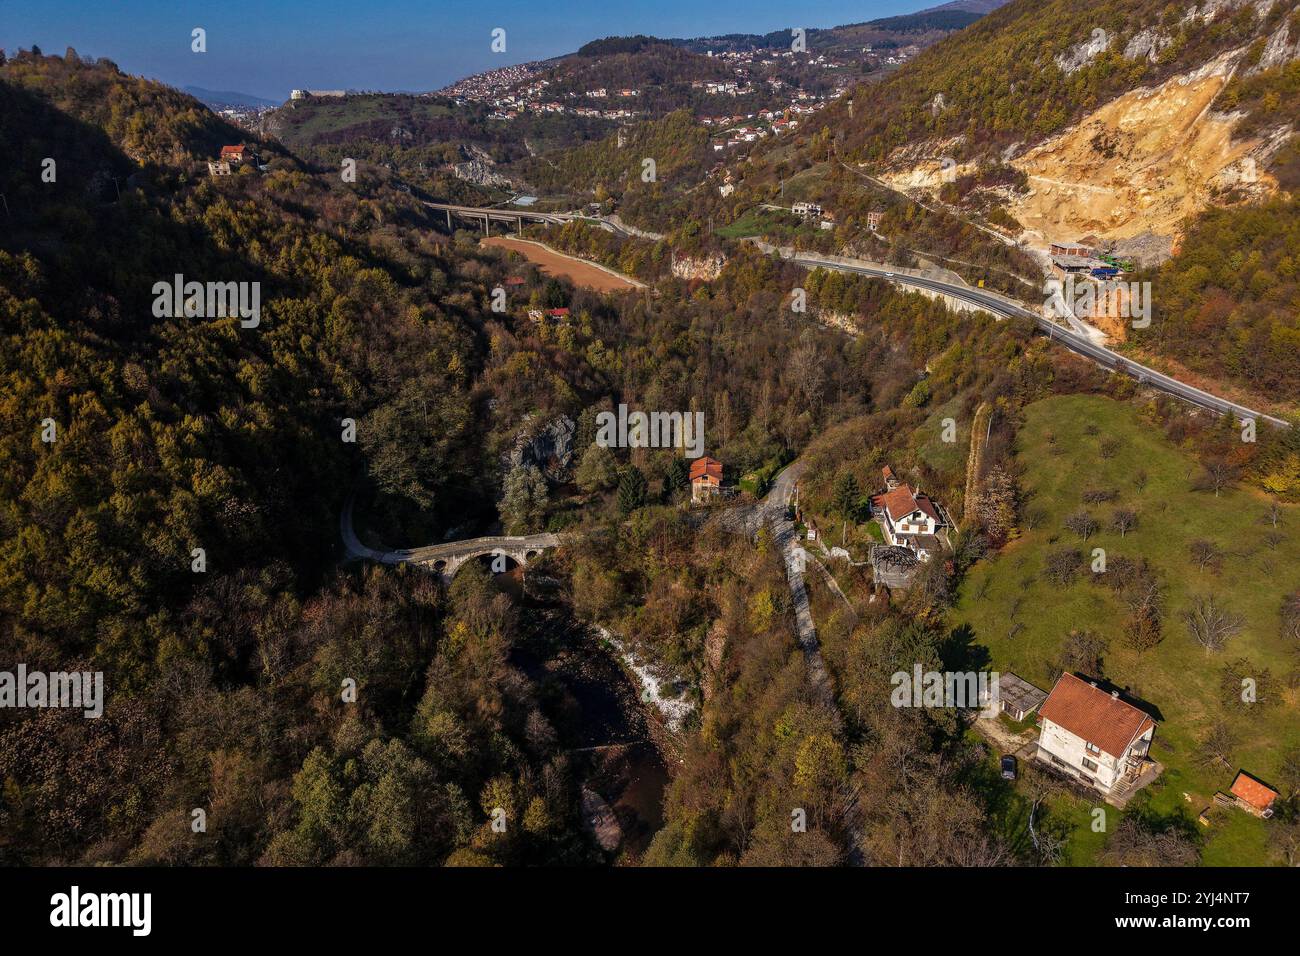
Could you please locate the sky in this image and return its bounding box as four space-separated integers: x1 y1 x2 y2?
2 0 926 101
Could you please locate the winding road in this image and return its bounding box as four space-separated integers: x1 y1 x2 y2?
431 202 1286 429
780 249 1289 429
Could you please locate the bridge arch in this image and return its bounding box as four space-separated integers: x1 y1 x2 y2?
341 501 562 579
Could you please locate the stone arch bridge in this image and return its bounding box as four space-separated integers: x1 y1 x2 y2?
341 501 561 581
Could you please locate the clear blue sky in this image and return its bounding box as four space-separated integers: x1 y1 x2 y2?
2 0 924 101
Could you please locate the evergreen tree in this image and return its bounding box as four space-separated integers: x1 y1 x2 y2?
832 472 861 521
617 465 648 515
664 456 690 500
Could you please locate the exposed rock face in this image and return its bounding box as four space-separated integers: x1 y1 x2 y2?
1253 20 1300 73
505 414 576 483
452 159 512 188
670 253 727 280
1055 29 1113 74
1009 49 1278 261
1184 0 1269 24
451 144 513 188
1124 29 1173 63
813 309 860 334
877 136 974 190
1108 231 1176 269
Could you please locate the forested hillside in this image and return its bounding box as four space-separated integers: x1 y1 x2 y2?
697 0 1300 406
1134 197 1300 407
816 0 1298 163
0 49 1042 866
512 110 714 229
3 20 1296 869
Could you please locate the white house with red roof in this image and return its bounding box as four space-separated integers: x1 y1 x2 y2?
1035 673 1157 800
869 466 950 561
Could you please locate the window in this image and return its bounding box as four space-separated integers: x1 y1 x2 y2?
1085 741 1101 756
1082 757 1099 772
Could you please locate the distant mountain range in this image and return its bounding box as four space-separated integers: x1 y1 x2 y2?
183 86 280 109
923 0 1011 11
925 0 1013 11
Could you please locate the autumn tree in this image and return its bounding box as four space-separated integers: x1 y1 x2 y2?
1056 628 1108 679
1064 510 1098 541
575 442 619 494
500 464 548 533
1110 508 1138 537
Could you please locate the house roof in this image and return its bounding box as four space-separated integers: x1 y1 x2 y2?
689 456 722 481
914 493 941 524
876 483 922 522
220 145 248 157
1038 673 1155 759
1230 772 1278 812
904 533 943 553
998 673 1048 716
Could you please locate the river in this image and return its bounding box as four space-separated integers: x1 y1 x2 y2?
508 580 670 861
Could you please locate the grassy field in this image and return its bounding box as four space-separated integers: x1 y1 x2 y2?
273 95 454 145
911 396 971 484
952 394 1299 865
715 207 793 239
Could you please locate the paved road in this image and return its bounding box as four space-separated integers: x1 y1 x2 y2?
434 199 1286 429
784 250 1289 429
724 461 835 706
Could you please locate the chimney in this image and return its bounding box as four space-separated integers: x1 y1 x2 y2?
1089 681 1097 688
1111 690 1120 699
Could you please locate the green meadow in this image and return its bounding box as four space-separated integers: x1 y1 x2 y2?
953 394 1299 865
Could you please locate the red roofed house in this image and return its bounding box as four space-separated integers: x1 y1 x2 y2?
869 466 949 561
1228 771 1278 818
689 456 723 504
220 145 255 165
1035 673 1157 800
